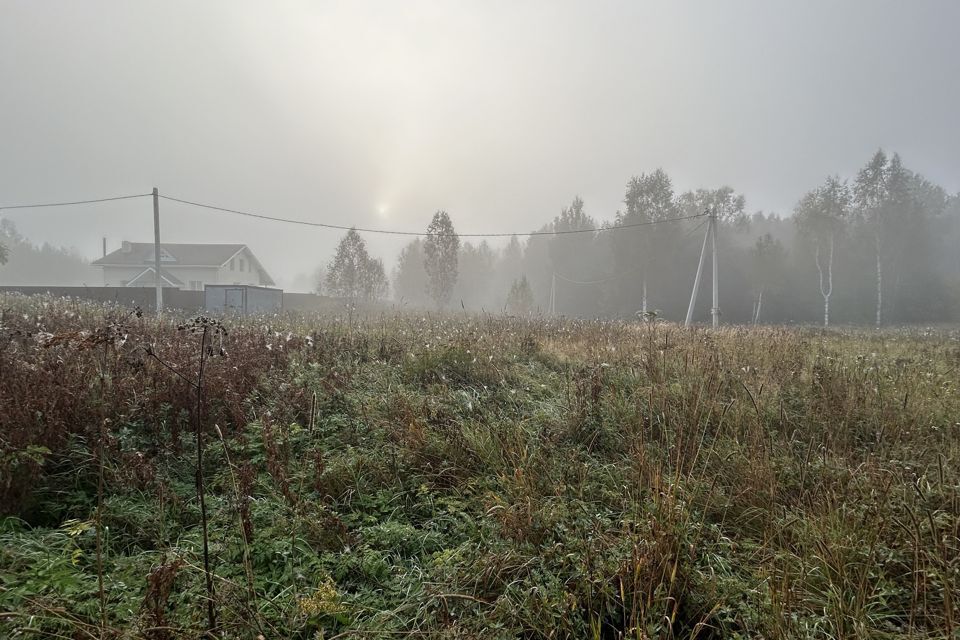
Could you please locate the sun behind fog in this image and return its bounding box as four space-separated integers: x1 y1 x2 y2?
376 204 389 218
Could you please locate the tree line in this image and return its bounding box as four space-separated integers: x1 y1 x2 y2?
319 149 960 325
0 219 99 286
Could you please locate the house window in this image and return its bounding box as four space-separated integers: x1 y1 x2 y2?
190 280 203 291
239 258 246 272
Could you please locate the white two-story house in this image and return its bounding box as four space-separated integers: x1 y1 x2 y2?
92 242 275 290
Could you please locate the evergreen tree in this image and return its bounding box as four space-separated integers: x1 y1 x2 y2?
393 238 430 306
548 197 602 315
505 276 534 314
499 235 524 284
454 240 497 309
0 219 96 285
749 233 786 324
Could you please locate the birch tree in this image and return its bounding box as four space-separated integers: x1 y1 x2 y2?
360 257 389 301
854 150 889 327
795 176 850 326
312 266 326 295
677 186 748 226
618 170 678 314
325 229 388 301
423 211 459 308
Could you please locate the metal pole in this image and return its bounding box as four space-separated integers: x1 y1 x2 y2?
684 216 711 327
711 209 719 328
153 187 163 313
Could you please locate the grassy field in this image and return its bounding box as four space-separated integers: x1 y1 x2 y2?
1 294 958 639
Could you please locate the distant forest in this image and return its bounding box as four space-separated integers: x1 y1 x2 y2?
373 149 960 325
0 219 98 286
3 149 959 325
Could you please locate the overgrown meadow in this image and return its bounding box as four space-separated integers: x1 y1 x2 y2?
1 293 958 639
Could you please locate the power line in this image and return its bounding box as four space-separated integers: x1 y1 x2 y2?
0 193 152 211
0 189 708 238
556 271 630 286
159 193 707 238
555 218 711 286
682 217 711 239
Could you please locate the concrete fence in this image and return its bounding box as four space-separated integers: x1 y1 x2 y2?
0 286 203 311
0 287 391 316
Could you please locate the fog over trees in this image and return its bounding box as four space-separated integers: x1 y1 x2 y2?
0 219 98 286
3 4 960 636
3 148 958 325
381 149 959 324
324 229 389 301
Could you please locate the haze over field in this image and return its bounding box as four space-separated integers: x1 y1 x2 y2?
6 5 960 637
2 0 959 293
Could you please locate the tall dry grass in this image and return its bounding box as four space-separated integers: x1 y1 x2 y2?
0 293 957 638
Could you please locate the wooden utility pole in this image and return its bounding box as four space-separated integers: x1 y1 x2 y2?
153 187 163 313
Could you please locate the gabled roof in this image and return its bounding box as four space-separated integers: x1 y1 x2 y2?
126 267 184 288
93 242 275 286
93 243 246 267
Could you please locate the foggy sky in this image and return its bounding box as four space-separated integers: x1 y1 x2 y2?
2 1 959 290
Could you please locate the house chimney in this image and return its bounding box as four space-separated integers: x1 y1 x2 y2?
102 237 107 258
121 240 132 253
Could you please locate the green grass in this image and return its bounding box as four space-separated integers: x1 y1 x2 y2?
1 294 958 638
